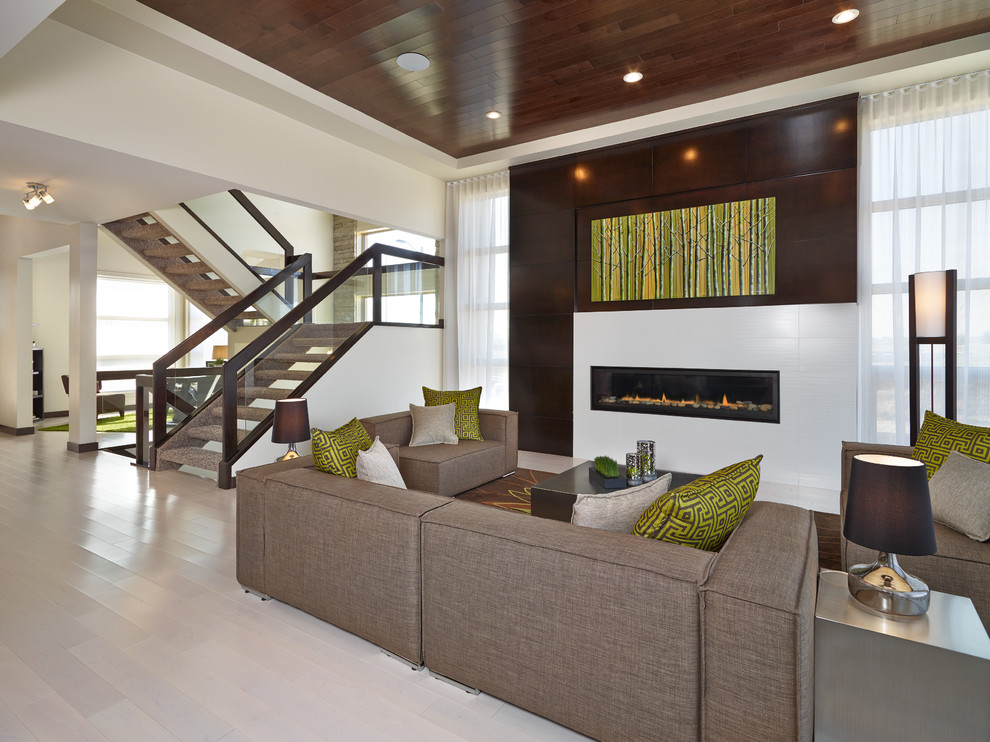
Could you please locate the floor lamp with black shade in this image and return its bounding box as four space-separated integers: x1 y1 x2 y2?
908 269 956 445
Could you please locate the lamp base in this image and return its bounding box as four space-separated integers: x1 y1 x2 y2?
276 443 300 462
847 552 930 617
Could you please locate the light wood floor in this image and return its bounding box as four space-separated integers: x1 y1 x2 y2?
0 431 590 742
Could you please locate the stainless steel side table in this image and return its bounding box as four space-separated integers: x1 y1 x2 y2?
815 570 990 742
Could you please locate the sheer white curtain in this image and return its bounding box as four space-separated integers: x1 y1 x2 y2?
444 172 509 409
858 70 990 442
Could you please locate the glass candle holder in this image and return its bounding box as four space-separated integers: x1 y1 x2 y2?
638 440 656 481
626 452 642 486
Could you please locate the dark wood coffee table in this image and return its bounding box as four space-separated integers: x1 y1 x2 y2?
531 464 701 522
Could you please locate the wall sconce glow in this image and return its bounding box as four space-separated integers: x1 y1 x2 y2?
623 71 643 83
486 110 502 119
396 53 430 71
832 9 859 24
574 166 589 182
684 147 698 162
23 182 54 210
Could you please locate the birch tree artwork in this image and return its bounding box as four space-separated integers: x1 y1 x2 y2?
590 198 776 301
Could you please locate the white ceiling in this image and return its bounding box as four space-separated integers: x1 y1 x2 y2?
0 119 233 225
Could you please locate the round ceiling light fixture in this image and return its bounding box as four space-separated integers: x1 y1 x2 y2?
396 52 430 71
623 71 644 83
832 8 860 24
486 110 502 120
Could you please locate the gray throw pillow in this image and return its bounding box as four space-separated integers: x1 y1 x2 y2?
408 402 458 446
356 436 406 489
571 472 673 533
929 449 990 541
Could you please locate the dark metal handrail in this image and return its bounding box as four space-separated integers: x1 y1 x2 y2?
150 253 313 445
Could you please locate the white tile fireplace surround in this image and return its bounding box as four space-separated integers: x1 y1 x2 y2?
573 303 858 513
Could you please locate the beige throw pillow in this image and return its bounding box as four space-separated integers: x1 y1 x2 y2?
408 402 458 446
356 436 407 489
929 450 990 541
571 473 673 533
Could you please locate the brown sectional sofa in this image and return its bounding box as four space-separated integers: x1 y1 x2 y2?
840 441 990 633
360 408 518 497
237 445 818 742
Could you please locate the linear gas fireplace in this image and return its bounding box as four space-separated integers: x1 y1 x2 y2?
591 367 780 424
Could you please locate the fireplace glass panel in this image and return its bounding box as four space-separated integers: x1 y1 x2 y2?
591 367 779 423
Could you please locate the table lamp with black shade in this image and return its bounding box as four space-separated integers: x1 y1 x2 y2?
272 398 310 461
843 453 937 617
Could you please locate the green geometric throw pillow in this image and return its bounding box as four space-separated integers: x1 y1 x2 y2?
633 455 763 551
422 386 483 441
311 417 373 478
913 410 990 480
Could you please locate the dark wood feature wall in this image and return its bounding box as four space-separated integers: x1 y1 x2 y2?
509 94 858 456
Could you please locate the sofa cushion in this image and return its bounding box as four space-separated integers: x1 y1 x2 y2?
357 436 407 489
913 410 990 479
571 473 672 533
929 450 990 541
399 440 506 498
423 386 483 441
633 456 762 551
311 417 373 477
409 402 458 446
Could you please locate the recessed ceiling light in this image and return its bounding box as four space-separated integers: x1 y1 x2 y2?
832 8 860 24
486 110 501 120
396 52 430 71
623 71 644 83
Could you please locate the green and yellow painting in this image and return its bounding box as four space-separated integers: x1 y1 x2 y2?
591 198 776 301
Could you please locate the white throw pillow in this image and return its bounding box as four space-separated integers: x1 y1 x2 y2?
929 450 990 541
571 472 673 533
356 436 407 489
408 402 458 446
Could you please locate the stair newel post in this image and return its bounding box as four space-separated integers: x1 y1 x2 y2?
372 250 383 325
221 358 238 482
151 362 168 466
303 257 313 325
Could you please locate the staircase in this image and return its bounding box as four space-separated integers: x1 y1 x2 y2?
102 213 266 325
154 322 368 476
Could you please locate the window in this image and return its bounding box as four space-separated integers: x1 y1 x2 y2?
356 228 440 324
860 71 990 442
96 276 171 391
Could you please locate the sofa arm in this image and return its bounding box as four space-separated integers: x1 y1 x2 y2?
479 409 518 474
701 501 818 742
360 410 413 447
236 457 316 594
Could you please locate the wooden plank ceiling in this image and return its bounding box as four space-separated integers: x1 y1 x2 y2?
139 0 990 159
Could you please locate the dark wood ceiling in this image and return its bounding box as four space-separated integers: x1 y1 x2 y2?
139 0 990 159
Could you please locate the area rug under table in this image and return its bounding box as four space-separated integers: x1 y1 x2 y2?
454 469 552 515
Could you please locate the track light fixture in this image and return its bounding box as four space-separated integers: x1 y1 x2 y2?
23 182 54 210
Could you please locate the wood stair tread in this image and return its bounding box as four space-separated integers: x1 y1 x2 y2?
165 262 211 275
252 369 310 381
241 387 294 400
186 278 231 291
156 446 222 469
186 426 249 443
266 353 330 363
145 244 192 258
202 295 241 306
116 221 171 241
206 405 272 422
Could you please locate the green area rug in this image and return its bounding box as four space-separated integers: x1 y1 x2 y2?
39 412 166 434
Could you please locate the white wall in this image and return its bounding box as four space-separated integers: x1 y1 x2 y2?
233 325 443 473
0 19 446 238
573 304 858 513
31 248 70 414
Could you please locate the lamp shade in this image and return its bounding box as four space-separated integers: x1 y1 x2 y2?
211 345 228 361
913 270 948 338
843 454 936 556
272 398 310 444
